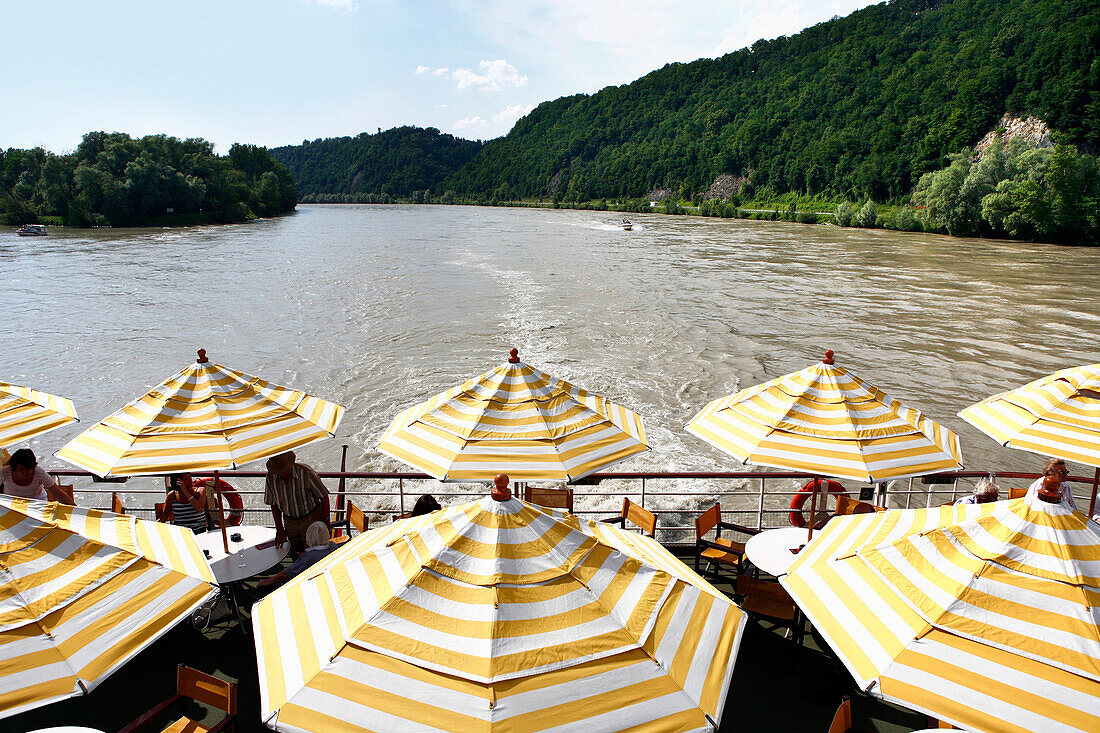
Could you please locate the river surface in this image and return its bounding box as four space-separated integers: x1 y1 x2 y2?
3 205 1099 515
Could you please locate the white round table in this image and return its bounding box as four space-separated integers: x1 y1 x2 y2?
194 525 288 584
26 728 108 733
744 527 816 577
193 526 288 631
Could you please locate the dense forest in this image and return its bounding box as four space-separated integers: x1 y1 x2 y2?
445 0 1096 202
0 132 296 227
270 126 483 201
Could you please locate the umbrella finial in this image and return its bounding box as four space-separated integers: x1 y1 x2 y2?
492 473 511 501
1038 474 1063 503
823 350 834 365
508 348 520 364
196 349 208 364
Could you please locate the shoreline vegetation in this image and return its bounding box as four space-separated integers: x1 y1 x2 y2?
0 132 296 229
294 137 1099 245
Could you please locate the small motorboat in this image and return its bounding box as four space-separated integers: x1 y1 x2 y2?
618 219 633 231
16 224 48 236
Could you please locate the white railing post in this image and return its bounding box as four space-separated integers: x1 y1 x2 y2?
757 477 766 530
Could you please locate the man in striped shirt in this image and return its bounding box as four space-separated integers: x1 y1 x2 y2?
265 451 329 555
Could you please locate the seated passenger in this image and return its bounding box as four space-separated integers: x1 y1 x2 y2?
955 476 999 505
163 473 209 534
1 448 74 504
258 521 337 589
1025 458 1077 508
411 493 442 516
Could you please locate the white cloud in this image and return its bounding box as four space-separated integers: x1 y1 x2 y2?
415 65 430 75
435 104 447 109
442 2 879 93
306 0 358 11
432 67 450 76
451 59 528 92
453 115 489 130
492 103 534 124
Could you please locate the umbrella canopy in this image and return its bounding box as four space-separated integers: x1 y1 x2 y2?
0 495 216 718
0 382 78 448
378 349 648 481
253 492 744 732
781 496 1100 733
56 349 344 476
685 351 962 483
959 361 1100 468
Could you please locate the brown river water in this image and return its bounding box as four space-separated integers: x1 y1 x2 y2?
3 204 1099 519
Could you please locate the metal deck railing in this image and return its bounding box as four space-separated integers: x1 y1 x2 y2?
45 466 1096 547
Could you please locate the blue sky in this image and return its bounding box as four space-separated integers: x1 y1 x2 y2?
1 0 877 154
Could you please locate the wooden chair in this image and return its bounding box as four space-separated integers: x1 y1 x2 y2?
827 696 852 733
835 495 883 516
112 492 126 515
1009 487 1027 499
826 695 872 733
737 574 803 644
392 511 413 521
332 501 368 543
52 483 76 505
118 663 238 733
155 502 168 522
523 486 574 512
602 498 657 537
694 504 758 579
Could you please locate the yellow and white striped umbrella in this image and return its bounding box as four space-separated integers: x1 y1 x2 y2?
378 350 648 481
0 383 78 448
960 362 1100 468
253 494 744 732
686 352 962 482
0 495 216 719
781 497 1100 733
56 349 344 476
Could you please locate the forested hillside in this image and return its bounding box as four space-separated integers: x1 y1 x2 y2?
447 0 1096 202
0 132 296 226
270 126 483 200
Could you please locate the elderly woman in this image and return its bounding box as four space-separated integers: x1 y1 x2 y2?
955 476 999 505
258 521 337 589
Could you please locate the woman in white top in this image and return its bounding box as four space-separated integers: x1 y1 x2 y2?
1025 457 1077 509
1 448 75 504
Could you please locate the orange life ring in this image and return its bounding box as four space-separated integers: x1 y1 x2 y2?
789 479 848 527
194 478 243 527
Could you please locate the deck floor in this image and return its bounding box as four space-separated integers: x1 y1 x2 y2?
7 548 928 733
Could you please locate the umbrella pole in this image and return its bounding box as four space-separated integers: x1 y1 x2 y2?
335 444 348 537
806 476 819 542
1089 467 1098 517
214 469 229 554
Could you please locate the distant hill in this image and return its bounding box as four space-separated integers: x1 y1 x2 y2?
444 0 1097 202
270 126 483 199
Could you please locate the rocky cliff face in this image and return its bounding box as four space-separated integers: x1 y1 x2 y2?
975 114 1053 156
702 174 750 201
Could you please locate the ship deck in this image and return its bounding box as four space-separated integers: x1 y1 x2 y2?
8 545 929 733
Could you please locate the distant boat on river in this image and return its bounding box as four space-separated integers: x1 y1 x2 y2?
16 224 47 236
618 219 633 231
